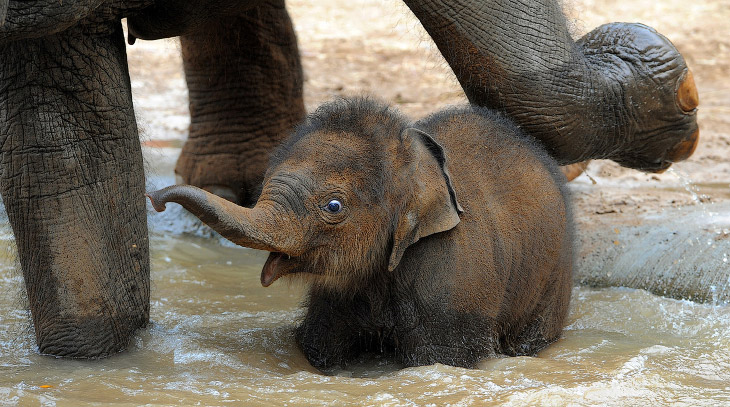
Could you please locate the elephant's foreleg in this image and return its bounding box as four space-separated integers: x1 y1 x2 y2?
175 0 305 206
404 0 698 172
0 23 149 357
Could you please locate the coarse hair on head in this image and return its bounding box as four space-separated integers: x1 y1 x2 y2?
270 96 411 168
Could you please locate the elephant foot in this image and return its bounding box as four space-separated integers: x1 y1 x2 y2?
578 23 699 172
36 310 148 358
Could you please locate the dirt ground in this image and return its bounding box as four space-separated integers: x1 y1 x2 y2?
125 0 730 228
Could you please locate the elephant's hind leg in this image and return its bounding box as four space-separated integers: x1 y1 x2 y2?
175 0 305 207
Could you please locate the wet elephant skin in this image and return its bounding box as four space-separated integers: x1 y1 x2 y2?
148 98 574 369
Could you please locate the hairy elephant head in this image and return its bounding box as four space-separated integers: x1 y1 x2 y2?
148 99 461 289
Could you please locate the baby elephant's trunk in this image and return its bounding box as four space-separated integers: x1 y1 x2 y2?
147 185 296 254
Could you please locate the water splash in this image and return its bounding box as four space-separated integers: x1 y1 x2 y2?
668 167 709 203
667 167 718 219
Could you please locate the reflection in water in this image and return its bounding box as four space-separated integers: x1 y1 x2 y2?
1 230 729 405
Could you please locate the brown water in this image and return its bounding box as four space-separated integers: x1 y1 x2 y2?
1 224 729 406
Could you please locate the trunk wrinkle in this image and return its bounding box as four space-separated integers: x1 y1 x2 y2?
148 185 304 255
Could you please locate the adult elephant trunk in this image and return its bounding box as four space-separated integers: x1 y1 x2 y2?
147 185 302 255
0 22 149 357
127 0 263 40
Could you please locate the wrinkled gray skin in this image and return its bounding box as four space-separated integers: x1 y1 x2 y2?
147 98 574 369
0 0 697 358
0 2 153 358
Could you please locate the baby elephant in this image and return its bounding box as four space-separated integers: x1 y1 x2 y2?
147 98 574 369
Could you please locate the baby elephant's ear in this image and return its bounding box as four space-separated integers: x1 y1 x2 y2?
389 128 463 271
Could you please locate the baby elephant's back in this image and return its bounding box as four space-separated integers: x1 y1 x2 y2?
414 107 573 342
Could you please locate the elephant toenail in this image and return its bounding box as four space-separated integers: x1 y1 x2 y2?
665 128 700 166
677 70 699 112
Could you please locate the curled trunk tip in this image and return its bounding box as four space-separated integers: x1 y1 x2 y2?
146 185 212 214
145 192 167 212
145 185 288 253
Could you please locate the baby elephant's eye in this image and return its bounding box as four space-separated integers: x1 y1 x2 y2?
324 199 343 214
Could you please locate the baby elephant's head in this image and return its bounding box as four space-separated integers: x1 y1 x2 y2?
148 98 461 290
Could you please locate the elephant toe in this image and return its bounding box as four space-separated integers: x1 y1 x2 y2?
36 314 147 359
664 127 700 166
560 161 590 181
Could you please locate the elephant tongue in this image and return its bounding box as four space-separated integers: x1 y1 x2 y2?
261 252 285 287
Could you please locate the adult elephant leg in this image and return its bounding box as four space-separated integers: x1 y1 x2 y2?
405 0 699 172
0 23 149 357
176 1 304 206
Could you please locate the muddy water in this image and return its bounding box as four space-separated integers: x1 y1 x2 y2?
1 221 729 406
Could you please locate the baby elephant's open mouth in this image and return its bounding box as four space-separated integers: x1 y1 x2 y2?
261 252 296 287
